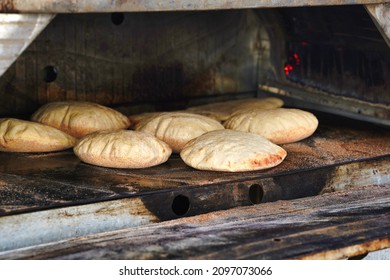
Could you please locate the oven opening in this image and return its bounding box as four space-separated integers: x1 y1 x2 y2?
0 3 389 258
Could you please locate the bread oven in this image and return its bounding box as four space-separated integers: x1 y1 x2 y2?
0 1 389 259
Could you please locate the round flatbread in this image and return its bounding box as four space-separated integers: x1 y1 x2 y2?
0 118 77 153
73 130 172 169
128 112 164 130
231 97 284 115
185 97 283 122
224 108 319 144
180 129 287 172
31 101 130 138
136 112 225 153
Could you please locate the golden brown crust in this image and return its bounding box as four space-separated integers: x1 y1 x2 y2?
128 112 164 130
180 129 287 172
224 108 319 144
185 97 284 122
136 112 225 153
73 130 172 169
0 118 77 153
31 101 130 138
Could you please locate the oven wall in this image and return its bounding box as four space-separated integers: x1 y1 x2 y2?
0 10 268 117
0 6 388 124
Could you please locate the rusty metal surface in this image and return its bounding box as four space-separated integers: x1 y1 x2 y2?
0 0 389 13
0 10 263 117
0 13 54 77
0 7 388 125
0 121 389 252
0 121 389 215
0 196 158 252
1 184 388 260
259 82 390 126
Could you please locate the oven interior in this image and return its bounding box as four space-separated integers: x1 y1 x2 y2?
0 5 389 258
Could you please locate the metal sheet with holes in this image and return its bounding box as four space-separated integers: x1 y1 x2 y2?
1 185 389 260
0 10 263 117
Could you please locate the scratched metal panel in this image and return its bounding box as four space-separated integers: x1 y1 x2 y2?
0 7 388 125
0 0 388 13
1 185 389 259
0 10 265 117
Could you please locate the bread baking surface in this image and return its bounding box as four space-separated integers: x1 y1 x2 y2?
31 101 130 138
224 108 319 144
136 112 225 153
73 130 172 169
185 97 284 122
0 118 77 152
180 129 287 172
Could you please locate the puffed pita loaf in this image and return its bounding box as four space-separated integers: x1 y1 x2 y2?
128 110 215 130
180 129 287 172
0 118 77 153
136 112 225 153
231 97 284 115
128 112 164 130
31 101 130 138
224 108 319 144
185 97 283 121
73 130 172 169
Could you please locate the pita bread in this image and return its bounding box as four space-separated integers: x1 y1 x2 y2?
128 112 164 130
224 108 319 144
185 97 283 121
136 112 225 153
231 97 284 114
31 101 130 138
73 130 172 169
0 118 76 153
180 129 287 172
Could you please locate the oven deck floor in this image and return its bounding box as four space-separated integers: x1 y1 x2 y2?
0 121 389 256
1 123 389 215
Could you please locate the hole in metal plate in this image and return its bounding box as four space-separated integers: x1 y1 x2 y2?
172 194 190 216
111 13 125 25
249 184 264 204
43 65 57 83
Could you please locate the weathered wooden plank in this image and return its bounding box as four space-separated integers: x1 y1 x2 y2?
1 185 388 260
